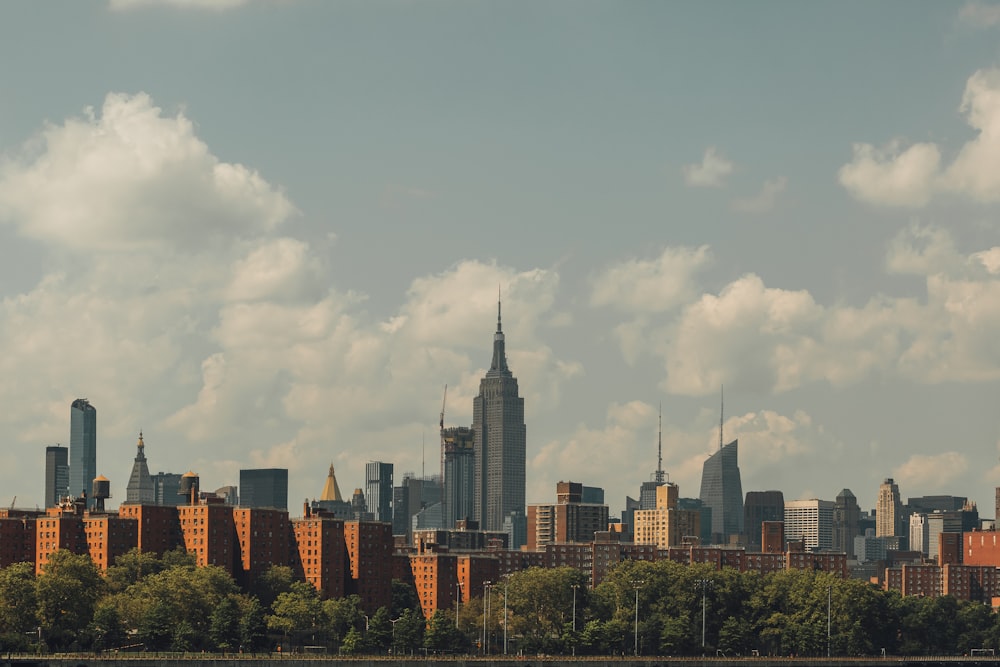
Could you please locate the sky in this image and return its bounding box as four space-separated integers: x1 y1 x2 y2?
3 1 1000 519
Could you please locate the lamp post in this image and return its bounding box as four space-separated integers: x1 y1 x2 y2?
827 585 832 658
633 581 643 656
694 579 713 651
503 576 510 655
483 581 492 655
390 616 401 654
571 583 580 656
456 581 463 629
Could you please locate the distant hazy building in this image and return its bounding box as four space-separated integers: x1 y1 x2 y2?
44 445 69 508
365 461 394 523
833 489 861 558
910 513 929 557
214 486 238 505
784 499 834 552
125 432 155 504
744 491 784 551
311 465 352 519
634 483 700 550
679 497 712 545
528 481 609 550
699 439 744 543
441 427 474 529
69 398 97 507
393 474 442 542
876 478 903 539
152 472 183 506
472 298 526 532
239 468 288 510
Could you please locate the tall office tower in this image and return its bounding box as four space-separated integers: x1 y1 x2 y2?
69 398 97 506
743 490 784 551
125 432 155 504
784 498 835 551
471 297 526 532
393 473 442 541
365 461 394 523
44 445 69 507
634 483 700 550
910 513 929 556
698 439 744 543
876 478 903 538
441 427 474 529
239 468 288 510
832 488 861 558
152 472 183 505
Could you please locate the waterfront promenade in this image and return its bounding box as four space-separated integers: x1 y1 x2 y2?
6 656 1000 667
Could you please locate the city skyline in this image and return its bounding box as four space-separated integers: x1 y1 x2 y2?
3 3 1000 517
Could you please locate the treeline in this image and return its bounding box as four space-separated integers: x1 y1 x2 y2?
3 551 1000 656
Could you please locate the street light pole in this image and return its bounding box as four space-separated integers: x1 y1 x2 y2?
503 577 509 655
633 582 642 656
483 581 492 656
571 583 580 657
695 579 712 651
456 581 463 629
827 585 832 658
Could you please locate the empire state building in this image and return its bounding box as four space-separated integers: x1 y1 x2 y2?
472 297 526 532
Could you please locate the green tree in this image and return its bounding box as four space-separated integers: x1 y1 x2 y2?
267 581 323 649
0 562 37 638
252 564 296 610
36 550 104 650
392 607 425 654
322 594 364 647
424 609 465 653
505 566 587 653
238 595 268 652
209 595 242 651
365 606 392 652
104 549 164 593
340 626 363 655
89 601 126 652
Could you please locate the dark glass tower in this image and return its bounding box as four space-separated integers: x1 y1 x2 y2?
441 426 475 528
239 468 288 510
69 398 97 507
472 298 526 532
698 439 743 543
44 445 68 507
365 461 394 523
125 432 155 504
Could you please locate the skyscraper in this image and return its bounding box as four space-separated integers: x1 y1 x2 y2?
441 426 474 529
365 461 394 523
876 478 903 538
44 445 68 508
239 468 288 510
698 439 744 543
743 490 784 551
784 498 834 551
69 398 97 507
125 432 155 504
471 297 526 532
833 488 861 558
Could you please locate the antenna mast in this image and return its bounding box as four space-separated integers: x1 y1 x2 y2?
655 402 664 483
719 384 724 451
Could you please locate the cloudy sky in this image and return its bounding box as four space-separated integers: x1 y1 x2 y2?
3 1 1000 518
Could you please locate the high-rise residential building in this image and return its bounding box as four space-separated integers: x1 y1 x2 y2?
441 426 474 529
471 298 526 532
527 481 610 550
44 445 69 508
634 483 700 550
69 398 97 507
833 488 861 558
699 439 744 543
364 461 394 523
743 490 784 551
876 478 903 538
784 499 835 552
239 468 288 510
125 432 155 504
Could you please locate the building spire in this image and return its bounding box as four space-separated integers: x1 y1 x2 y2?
489 286 508 372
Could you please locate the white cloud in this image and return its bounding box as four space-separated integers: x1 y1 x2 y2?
959 2 1000 27
682 147 734 188
0 92 295 252
893 452 969 491
109 0 249 10
731 176 788 213
591 245 711 313
839 67 1000 207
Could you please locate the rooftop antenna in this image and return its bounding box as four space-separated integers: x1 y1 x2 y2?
439 384 448 431
719 384 724 451
655 402 664 484
422 431 425 479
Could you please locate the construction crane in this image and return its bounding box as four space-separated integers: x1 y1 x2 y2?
439 384 448 431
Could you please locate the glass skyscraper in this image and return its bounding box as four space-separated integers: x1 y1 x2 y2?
69 398 97 507
698 439 743 543
44 444 68 508
364 461 394 523
239 468 288 510
471 298 526 532
441 426 474 529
